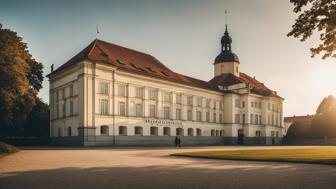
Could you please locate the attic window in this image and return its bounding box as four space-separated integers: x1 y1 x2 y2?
161 71 169 76
116 59 125 65
130 63 141 70
147 67 156 73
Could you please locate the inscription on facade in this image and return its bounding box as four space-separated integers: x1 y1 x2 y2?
145 119 183 127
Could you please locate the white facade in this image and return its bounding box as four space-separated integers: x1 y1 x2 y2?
49 62 283 146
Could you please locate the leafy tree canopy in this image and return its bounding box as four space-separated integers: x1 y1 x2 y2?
0 23 44 137
288 0 336 59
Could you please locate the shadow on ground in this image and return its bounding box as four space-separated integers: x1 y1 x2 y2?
0 162 335 189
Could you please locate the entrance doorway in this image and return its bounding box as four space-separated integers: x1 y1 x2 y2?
238 129 244 145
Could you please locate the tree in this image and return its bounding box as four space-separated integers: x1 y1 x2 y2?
25 98 50 139
0 23 44 138
288 0 336 59
312 95 336 137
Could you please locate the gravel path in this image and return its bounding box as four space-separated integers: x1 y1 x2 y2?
0 146 335 189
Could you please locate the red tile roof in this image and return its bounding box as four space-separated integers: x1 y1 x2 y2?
209 73 283 99
48 39 282 99
284 115 314 123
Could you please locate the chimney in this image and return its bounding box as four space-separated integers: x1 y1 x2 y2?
51 64 54 72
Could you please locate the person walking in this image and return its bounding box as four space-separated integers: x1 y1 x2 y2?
174 136 179 148
178 136 181 148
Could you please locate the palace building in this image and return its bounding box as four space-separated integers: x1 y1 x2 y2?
47 25 284 146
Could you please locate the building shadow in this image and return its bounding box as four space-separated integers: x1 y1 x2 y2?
0 162 335 189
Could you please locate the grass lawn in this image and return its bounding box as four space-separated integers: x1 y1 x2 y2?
173 147 336 165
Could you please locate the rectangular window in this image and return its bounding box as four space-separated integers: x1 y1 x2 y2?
135 103 142 117
206 99 210 108
187 96 193 106
62 103 66 117
56 90 60 102
219 114 223 123
163 92 171 102
235 114 240 124
196 111 202 122
119 102 126 116
259 115 262 125
69 84 74 96
70 100 73 116
135 87 143 98
242 101 245 108
268 103 270 110
56 104 59 119
213 101 217 110
242 114 246 124
176 108 181 120
259 102 262 109
163 106 170 119
213 113 217 123
206 112 210 122
149 105 156 118
255 114 258 124
250 114 254 124
251 101 254 108
268 115 271 125
197 97 202 107
187 110 192 121
235 99 240 108
256 130 261 137
148 88 157 100
62 88 65 99
271 131 275 137
220 101 224 110
254 102 258 108
99 82 109 94
99 99 108 115
176 94 182 104
118 85 126 96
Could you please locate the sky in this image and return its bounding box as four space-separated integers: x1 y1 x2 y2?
1 0 335 117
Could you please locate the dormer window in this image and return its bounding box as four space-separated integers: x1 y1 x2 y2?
130 63 141 70
147 67 156 73
116 59 125 65
161 71 169 76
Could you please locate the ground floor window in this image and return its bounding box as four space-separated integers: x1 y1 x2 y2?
196 128 202 136
220 130 224 136
150 126 158 136
215 130 219 136
211 129 215 136
176 128 184 136
163 127 171 136
134 126 143 136
187 128 194 136
67 127 72 136
256 130 261 137
100 125 109 136
119 126 127 136
58 128 62 137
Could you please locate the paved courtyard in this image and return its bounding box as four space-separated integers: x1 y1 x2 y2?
0 146 335 189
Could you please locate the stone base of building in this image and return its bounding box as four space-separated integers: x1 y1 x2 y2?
50 136 283 147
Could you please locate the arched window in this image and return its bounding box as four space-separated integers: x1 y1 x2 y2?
119 126 127 136
58 128 62 137
187 128 194 136
216 130 219 136
150 126 158 136
196 128 202 136
211 129 215 136
163 127 171 136
176 128 184 136
100 125 109 136
220 130 224 137
68 127 72 137
134 126 143 136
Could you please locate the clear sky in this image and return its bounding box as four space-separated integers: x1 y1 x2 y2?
1 0 335 116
